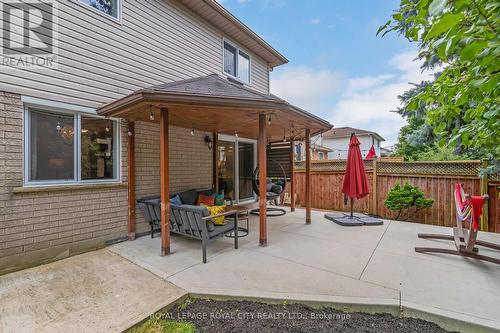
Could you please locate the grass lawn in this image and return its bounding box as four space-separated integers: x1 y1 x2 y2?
128 319 195 333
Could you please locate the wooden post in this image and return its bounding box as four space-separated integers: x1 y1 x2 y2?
258 113 267 246
480 160 489 232
127 121 136 240
290 139 295 212
160 108 170 256
305 129 311 224
372 158 378 216
213 132 219 192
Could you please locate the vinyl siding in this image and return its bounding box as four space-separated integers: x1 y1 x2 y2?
0 0 270 109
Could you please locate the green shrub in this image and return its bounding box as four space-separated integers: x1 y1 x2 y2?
384 182 433 221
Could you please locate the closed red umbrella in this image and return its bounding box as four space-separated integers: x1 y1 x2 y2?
365 145 377 159
342 133 370 218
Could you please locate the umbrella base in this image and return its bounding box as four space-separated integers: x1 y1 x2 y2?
324 214 364 226
324 213 384 226
349 213 384 226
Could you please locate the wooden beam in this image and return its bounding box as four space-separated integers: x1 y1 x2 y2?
258 113 267 246
305 129 311 224
213 132 219 192
160 108 171 256
290 139 295 212
127 122 136 240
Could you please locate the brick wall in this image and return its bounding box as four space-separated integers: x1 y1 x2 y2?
0 92 129 275
0 92 213 274
134 121 213 234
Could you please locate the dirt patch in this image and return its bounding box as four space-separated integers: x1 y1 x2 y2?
162 299 455 333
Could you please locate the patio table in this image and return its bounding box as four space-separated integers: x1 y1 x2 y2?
224 205 250 238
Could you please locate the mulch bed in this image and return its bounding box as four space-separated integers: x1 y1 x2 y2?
165 299 455 333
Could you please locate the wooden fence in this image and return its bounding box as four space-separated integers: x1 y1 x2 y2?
293 160 499 233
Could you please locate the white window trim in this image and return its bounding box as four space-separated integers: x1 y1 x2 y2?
76 0 122 23
222 38 252 85
23 104 122 187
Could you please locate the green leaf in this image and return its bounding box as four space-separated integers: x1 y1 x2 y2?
425 13 464 41
460 41 487 61
376 20 391 36
429 0 447 16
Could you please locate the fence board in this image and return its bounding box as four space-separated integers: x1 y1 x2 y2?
293 159 498 233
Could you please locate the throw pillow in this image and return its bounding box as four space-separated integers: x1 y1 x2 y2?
203 204 227 225
170 195 182 206
198 194 215 206
214 191 225 206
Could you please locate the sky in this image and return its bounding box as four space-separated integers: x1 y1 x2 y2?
218 0 436 146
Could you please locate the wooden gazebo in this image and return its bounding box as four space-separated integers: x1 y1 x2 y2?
98 74 332 256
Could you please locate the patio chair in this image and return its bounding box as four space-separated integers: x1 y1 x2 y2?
138 198 239 263
415 183 500 265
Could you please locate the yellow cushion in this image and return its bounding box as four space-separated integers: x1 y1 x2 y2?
203 204 226 225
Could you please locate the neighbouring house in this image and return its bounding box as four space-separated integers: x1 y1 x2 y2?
0 0 331 274
380 147 393 157
321 127 385 159
294 142 332 161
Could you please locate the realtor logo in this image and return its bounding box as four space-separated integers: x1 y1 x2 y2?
1 0 58 68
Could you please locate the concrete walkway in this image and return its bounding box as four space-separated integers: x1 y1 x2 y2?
110 208 500 332
0 250 186 333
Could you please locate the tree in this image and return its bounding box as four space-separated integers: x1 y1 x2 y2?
378 0 500 174
384 182 434 220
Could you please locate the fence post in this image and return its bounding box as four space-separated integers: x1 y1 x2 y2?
372 158 378 216
480 160 489 232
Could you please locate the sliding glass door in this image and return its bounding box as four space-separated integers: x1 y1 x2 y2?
238 141 255 202
217 135 256 204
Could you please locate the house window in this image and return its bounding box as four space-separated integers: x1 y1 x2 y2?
25 108 120 185
79 0 120 20
318 152 324 160
223 41 251 84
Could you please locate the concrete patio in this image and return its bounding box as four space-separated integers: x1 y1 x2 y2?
109 207 500 332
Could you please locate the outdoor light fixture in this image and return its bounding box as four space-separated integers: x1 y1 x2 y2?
128 128 133 137
149 104 154 121
190 128 195 135
105 125 110 133
56 121 61 131
204 135 213 150
268 115 272 126
235 131 239 138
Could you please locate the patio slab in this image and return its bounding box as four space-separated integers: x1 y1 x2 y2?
109 207 500 332
0 250 186 333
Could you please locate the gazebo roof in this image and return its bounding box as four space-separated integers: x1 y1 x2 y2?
97 74 332 140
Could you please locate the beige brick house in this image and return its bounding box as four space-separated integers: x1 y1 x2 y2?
0 0 331 274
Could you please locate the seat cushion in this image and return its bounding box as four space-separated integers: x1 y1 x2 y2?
271 184 282 194
178 189 199 206
208 221 235 238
